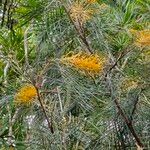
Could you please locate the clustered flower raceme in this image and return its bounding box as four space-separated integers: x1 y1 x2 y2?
121 77 139 92
130 29 150 47
87 0 97 4
14 84 37 106
60 52 106 75
69 0 96 24
138 49 150 63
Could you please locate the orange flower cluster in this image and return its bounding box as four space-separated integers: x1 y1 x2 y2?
138 49 150 63
14 84 37 106
86 0 96 3
121 78 138 91
69 1 94 24
99 3 109 10
61 52 106 75
130 29 150 47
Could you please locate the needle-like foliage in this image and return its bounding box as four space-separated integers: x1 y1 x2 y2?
0 0 150 149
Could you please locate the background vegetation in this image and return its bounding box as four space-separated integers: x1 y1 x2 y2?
0 0 150 149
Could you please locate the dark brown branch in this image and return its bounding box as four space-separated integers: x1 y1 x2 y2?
129 89 142 123
61 3 93 54
107 75 144 148
35 87 54 134
105 48 132 77
114 98 144 148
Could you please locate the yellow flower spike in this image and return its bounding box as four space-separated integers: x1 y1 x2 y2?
135 30 150 47
121 78 139 92
61 52 106 75
99 3 109 10
86 0 97 4
130 29 150 47
129 29 138 34
69 2 94 24
14 84 37 106
138 49 150 63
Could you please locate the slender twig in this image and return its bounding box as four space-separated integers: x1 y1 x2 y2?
24 26 30 67
129 89 143 123
105 53 123 77
114 98 144 148
11 108 21 125
59 1 93 54
1 58 11 145
4 60 10 85
7 104 13 146
6 106 20 147
120 55 130 70
56 86 68 149
105 48 132 77
35 86 54 134
57 86 63 113
107 76 144 148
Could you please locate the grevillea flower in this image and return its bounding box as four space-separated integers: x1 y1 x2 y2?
69 2 94 24
14 84 37 106
86 0 96 3
130 29 150 47
137 49 150 63
121 78 139 91
61 52 106 75
99 3 109 10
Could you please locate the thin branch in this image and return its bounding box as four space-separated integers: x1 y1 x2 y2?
105 48 132 77
107 76 144 148
7 104 13 146
3 60 10 85
114 98 144 148
129 89 143 123
11 108 21 125
7 105 21 147
35 86 54 134
24 26 30 67
120 55 130 70
57 86 63 113
59 1 93 54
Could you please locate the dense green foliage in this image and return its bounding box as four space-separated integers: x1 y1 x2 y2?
0 0 150 149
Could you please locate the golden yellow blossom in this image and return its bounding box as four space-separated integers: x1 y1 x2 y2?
121 78 139 91
130 29 150 47
138 49 150 63
99 3 109 10
14 84 37 106
70 2 94 24
61 52 106 75
86 0 96 4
